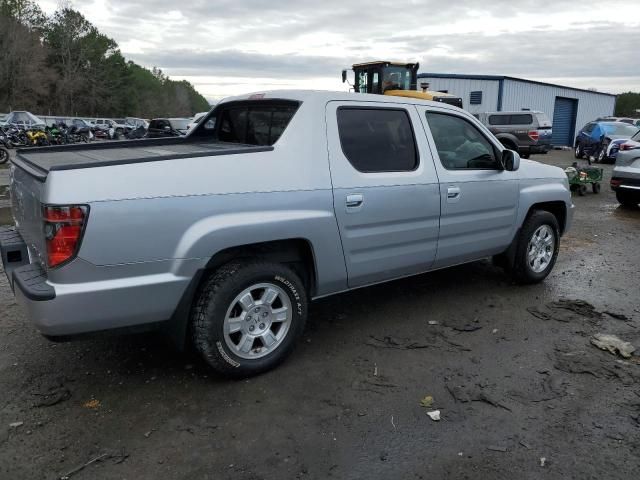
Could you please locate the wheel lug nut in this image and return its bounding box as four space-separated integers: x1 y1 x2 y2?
254 308 260 313
259 323 265 329
249 326 255 332
262 312 268 318
246 316 252 321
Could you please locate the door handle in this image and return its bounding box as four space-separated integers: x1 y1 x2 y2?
447 186 461 199
346 193 364 208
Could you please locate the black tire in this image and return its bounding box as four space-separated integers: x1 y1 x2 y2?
574 143 583 159
592 183 601 194
578 184 587 196
616 190 639 207
0 146 8 165
191 260 308 378
511 211 560 284
597 145 607 163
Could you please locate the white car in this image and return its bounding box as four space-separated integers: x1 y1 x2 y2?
187 112 208 130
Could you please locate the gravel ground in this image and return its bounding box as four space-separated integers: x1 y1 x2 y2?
0 150 639 479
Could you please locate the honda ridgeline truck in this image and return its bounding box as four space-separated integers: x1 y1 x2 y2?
0 91 573 377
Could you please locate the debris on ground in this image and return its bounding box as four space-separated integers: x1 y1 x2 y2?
603 311 630 321
590 333 636 358
59 453 109 480
33 385 71 407
450 324 482 332
366 335 430 350
553 348 638 385
487 445 507 452
427 410 441 421
419 395 434 408
445 381 512 411
540 457 547 467
9 422 23 429
83 399 101 409
527 299 602 323
428 320 439 325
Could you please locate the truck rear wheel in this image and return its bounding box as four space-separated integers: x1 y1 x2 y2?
191 260 308 378
511 211 559 284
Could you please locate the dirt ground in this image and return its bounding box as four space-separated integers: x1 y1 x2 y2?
1 150 639 479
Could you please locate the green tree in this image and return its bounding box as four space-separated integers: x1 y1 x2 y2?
614 92 640 118
1 2 210 117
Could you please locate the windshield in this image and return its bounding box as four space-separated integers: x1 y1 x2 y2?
170 119 190 130
602 123 639 136
382 66 412 92
631 130 640 141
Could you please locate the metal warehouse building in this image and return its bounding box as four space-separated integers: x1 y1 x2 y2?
417 73 617 147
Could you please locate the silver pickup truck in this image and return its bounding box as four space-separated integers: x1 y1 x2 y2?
0 91 573 377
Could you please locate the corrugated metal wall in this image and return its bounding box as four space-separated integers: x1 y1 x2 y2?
501 79 616 145
416 77 500 114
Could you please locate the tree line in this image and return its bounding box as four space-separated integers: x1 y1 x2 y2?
0 0 210 118
614 92 640 118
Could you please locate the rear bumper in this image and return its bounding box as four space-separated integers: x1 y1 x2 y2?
610 176 640 191
0 226 54 300
520 143 551 155
1 226 191 337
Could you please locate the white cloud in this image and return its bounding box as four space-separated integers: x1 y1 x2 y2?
44 0 640 97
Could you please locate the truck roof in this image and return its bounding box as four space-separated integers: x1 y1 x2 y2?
218 89 464 110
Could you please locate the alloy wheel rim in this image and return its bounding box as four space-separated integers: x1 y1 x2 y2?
527 225 555 273
223 282 292 360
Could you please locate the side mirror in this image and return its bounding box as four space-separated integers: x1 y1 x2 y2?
341 69 347 83
502 149 520 171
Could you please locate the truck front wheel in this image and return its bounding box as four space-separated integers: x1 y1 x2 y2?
511 211 560 284
191 261 308 378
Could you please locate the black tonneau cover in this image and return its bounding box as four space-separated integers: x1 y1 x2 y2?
13 137 272 180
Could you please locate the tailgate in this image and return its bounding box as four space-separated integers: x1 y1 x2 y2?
9 162 46 265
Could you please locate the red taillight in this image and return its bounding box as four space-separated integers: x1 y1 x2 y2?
620 143 638 151
610 179 621 187
43 205 88 268
528 130 539 141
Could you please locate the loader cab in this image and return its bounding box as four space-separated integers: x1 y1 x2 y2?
348 61 418 94
342 61 464 109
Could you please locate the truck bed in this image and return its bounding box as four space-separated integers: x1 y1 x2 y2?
13 138 272 180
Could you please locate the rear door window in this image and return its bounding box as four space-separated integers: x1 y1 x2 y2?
337 107 418 172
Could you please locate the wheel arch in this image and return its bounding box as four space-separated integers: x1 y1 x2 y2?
525 201 567 235
163 238 318 350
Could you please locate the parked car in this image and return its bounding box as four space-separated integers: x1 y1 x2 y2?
146 118 190 138
4 111 45 128
616 130 640 153
574 121 639 163
94 118 128 137
476 111 552 158
70 118 95 140
125 117 149 130
611 147 640 207
0 90 573 377
187 112 209 130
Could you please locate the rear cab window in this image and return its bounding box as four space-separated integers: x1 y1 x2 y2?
190 100 300 146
